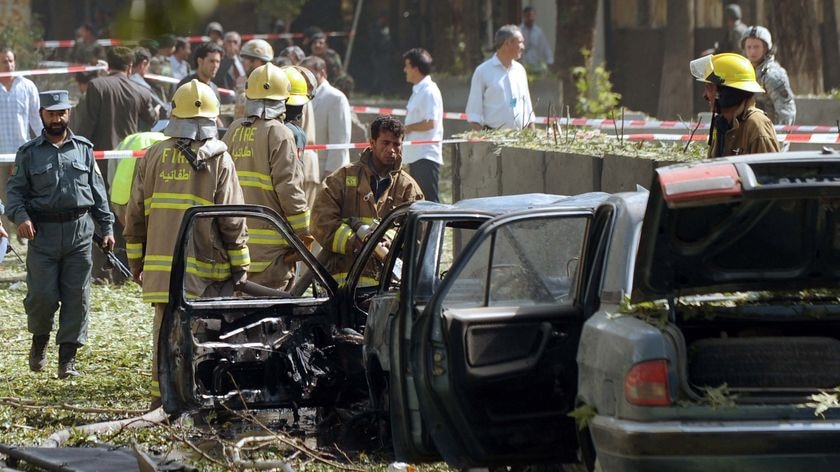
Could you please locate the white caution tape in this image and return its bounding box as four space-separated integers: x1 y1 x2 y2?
144 73 234 96
0 64 107 78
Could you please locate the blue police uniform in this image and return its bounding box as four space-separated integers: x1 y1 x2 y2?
5 90 114 366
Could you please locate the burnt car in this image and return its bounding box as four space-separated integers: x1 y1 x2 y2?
158 204 368 415
156 193 598 419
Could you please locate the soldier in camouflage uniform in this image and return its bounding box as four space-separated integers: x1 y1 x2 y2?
741 26 796 125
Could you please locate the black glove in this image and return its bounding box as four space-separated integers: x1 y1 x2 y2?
232 270 248 291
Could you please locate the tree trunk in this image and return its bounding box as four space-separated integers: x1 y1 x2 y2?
822 0 840 91
555 0 599 107
462 0 485 71
658 0 694 120
767 0 823 94
430 0 458 72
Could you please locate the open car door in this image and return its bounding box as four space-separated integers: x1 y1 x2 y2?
411 208 597 468
344 203 493 461
159 205 351 414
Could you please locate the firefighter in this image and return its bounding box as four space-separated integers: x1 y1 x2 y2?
281 65 320 207
689 53 780 158
223 63 311 289
124 79 250 410
311 115 424 286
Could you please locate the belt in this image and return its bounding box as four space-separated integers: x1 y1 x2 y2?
32 208 90 223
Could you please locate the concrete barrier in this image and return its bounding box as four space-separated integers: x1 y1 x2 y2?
454 143 683 201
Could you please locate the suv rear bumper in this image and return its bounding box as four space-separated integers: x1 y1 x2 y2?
590 415 840 471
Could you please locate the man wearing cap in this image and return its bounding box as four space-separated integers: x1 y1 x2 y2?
5 90 116 379
206 22 224 47
233 39 275 119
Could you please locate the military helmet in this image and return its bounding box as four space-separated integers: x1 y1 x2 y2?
741 25 773 52
246 63 291 101
240 39 274 63
171 79 220 119
281 65 313 106
689 53 764 93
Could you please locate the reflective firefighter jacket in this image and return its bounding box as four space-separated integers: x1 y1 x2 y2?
124 137 250 303
708 98 780 158
311 148 424 285
224 116 310 286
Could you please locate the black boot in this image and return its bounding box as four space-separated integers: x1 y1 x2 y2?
29 335 49 372
57 343 81 379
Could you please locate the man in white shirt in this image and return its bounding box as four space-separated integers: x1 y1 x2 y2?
520 6 554 71
403 48 443 202
301 56 351 180
466 25 535 130
0 47 43 230
169 37 191 80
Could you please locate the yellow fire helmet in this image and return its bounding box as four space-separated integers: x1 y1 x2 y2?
292 65 317 97
281 65 312 106
689 53 764 93
246 63 291 101
171 79 220 119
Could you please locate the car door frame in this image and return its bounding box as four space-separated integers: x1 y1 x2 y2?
409 206 600 468
159 204 338 413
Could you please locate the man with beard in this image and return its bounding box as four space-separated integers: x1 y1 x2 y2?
311 115 423 286
5 90 115 379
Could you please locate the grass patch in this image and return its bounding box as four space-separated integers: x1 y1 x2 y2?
0 266 452 470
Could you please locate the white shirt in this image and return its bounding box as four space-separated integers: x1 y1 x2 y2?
0 77 42 153
311 80 351 178
169 56 189 80
520 23 554 67
403 75 443 166
465 54 535 130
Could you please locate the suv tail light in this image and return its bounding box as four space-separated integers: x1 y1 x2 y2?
624 359 671 406
658 163 741 204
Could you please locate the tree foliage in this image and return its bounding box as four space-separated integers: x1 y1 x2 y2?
572 49 621 118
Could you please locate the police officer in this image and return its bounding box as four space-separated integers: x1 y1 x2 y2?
311 115 424 285
741 26 796 125
690 53 780 158
124 80 249 409
5 90 115 378
223 63 311 289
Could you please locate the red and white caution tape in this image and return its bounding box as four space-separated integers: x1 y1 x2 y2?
0 64 107 78
350 105 840 133
0 139 480 163
144 73 234 96
3 134 837 164
620 133 840 143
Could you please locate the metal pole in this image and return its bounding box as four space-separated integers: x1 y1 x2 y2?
343 0 365 72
